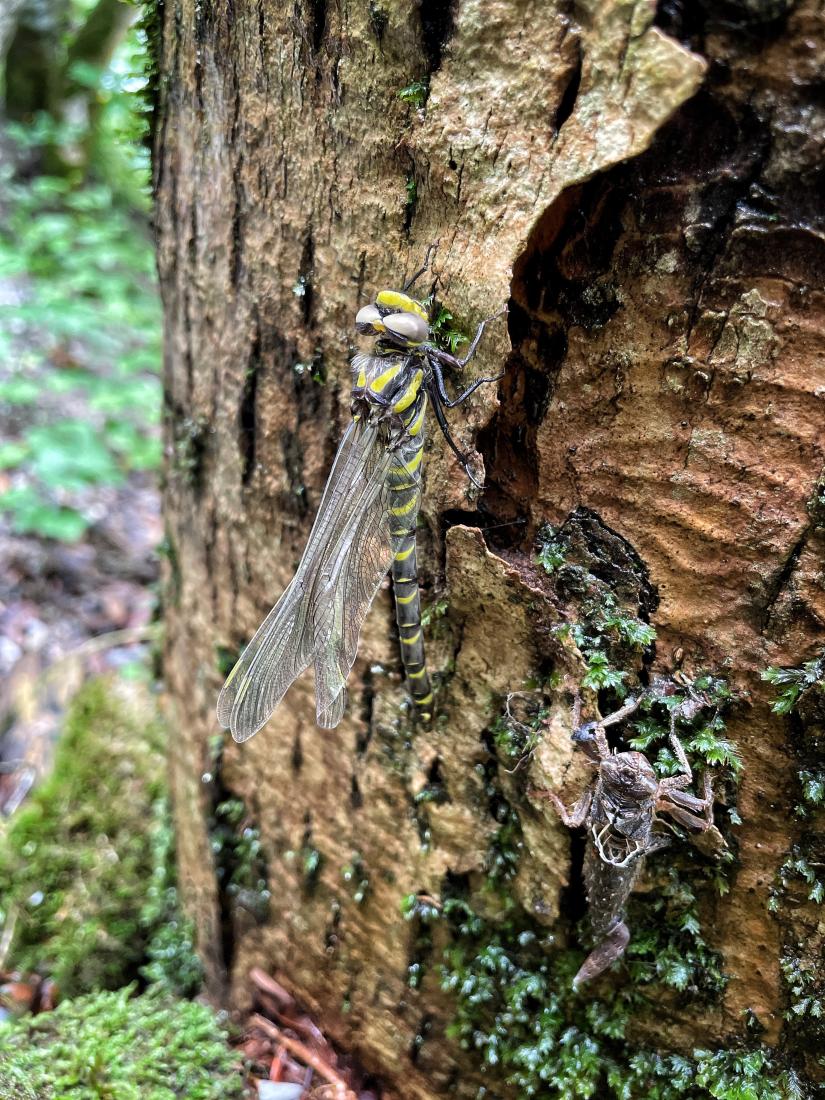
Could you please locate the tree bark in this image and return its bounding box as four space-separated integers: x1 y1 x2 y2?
156 0 825 1095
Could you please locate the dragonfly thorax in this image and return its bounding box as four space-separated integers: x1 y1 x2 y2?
355 289 430 348
351 351 427 438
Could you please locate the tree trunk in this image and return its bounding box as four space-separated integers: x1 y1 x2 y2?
2 0 133 172
3 0 68 122
156 1 825 1096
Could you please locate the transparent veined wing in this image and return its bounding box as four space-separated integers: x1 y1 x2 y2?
217 416 396 739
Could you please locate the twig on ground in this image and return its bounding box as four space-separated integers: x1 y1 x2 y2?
249 1014 356 1100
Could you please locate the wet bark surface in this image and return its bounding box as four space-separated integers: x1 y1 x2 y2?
156 0 825 1095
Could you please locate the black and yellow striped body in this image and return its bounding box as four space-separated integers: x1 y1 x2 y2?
351 350 433 723
216 281 503 739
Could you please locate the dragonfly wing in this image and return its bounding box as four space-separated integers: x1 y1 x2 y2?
312 463 398 727
217 418 394 740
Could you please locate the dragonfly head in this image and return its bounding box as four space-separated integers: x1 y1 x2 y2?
355 290 430 347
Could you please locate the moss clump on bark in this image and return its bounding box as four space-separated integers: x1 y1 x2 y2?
403 547 795 1100
208 795 271 923
0 985 243 1100
409 786 799 1099
762 653 825 1071
0 678 200 998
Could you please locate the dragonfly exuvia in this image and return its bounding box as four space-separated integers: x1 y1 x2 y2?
217 262 505 740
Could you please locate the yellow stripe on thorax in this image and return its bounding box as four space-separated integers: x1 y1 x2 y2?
407 405 425 437
392 371 423 414
369 363 403 393
394 544 415 562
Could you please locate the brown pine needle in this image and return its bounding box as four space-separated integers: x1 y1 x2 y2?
249 1014 356 1100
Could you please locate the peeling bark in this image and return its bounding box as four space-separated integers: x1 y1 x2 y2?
157 0 825 1095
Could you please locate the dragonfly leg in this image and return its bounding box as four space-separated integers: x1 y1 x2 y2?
454 306 508 366
426 384 483 488
430 359 503 408
403 240 439 293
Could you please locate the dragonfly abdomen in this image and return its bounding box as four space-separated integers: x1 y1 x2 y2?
388 389 432 724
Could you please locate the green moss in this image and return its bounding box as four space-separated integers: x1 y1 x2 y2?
170 414 209 487
420 597 449 629
780 950 825 1041
760 651 825 1058
795 770 825 817
0 985 243 1100
536 528 567 573
209 797 270 922
283 824 324 893
293 353 326 385
535 517 658 706
419 791 798 1099
762 655 825 716
398 80 428 108
769 849 825 911
139 797 203 996
491 702 545 764
429 305 468 356
431 884 798 1099
556 588 657 694
0 679 197 997
215 644 238 679
400 893 440 989
402 659 798 1098
626 674 741 779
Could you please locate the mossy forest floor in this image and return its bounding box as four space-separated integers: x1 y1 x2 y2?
0 677 375 1099
0 678 245 1100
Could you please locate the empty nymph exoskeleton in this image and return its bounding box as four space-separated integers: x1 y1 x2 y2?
534 695 724 990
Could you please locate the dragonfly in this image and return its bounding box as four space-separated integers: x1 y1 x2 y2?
217 259 505 741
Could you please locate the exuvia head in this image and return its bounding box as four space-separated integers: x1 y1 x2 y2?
601 751 658 799
355 290 430 347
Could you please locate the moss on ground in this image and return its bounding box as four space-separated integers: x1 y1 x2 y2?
0 678 200 997
0 985 243 1100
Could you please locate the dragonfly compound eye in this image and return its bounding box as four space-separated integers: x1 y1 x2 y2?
355 304 384 332
382 311 429 345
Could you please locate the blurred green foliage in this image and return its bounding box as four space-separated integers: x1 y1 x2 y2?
0 985 244 1100
0 15 161 541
